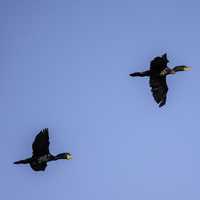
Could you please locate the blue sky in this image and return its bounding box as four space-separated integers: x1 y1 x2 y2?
1 0 200 199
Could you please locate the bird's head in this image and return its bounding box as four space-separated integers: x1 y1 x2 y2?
63 153 72 160
55 152 72 160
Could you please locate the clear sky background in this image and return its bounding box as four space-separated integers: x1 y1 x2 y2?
1 0 200 199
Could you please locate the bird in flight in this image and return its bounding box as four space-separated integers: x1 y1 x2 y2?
129 53 191 107
14 128 72 171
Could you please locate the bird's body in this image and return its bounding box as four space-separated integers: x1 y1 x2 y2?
14 128 72 171
130 54 191 107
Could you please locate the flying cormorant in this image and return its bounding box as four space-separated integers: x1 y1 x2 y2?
129 54 191 107
14 128 72 171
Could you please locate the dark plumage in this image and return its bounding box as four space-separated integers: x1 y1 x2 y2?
130 54 191 107
14 128 72 171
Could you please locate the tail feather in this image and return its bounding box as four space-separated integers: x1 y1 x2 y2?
14 160 25 164
14 158 31 164
14 161 21 164
129 70 150 77
129 72 142 77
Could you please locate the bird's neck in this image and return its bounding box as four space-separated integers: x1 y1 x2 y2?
160 67 175 76
49 153 66 161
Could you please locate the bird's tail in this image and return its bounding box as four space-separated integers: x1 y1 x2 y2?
129 70 150 77
159 97 167 107
14 158 30 164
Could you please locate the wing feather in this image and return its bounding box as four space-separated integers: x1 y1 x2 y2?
149 76 168 107
32 128 50 157
150 54 168 73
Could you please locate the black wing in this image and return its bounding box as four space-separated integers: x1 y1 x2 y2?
32 128 50 157
150 54 169 74
149 76 168 107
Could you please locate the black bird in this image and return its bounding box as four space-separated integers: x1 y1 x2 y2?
14 128 72 171
129 54 191 107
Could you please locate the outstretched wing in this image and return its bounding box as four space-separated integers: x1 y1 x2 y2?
32 128 50 157
149 76 168 107
150 54 169 73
